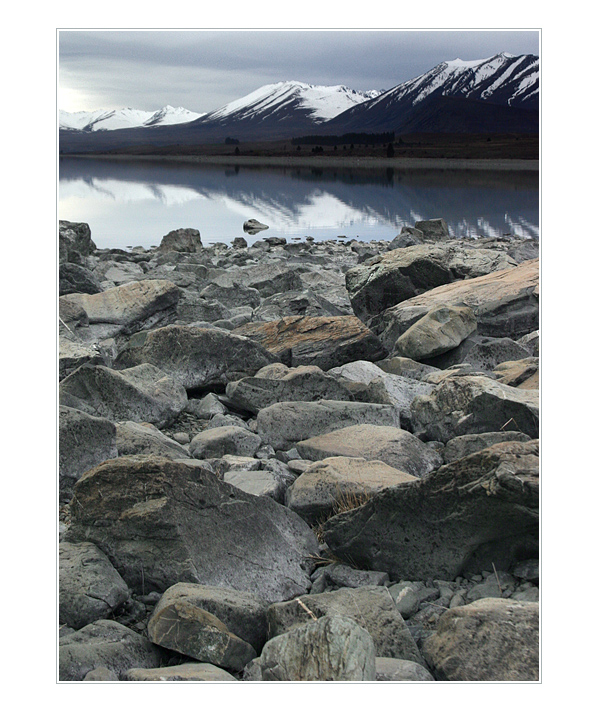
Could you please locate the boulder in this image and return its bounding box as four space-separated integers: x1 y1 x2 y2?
158 227 203 252
200 282 262 309
59 542 130 630
323 441 539 581
414 218 450 239
423 598 539 681
59 620 163 681
59 279 180 342
189 426 262 459
65 456 319 602
393 304 477 360
59 262 104 296
257 616 376 681
296 424 443 478
59 406 118 502
427 335 532 372
147 595 256 671
371 258 539 349
254 289 346 321
115 421 190 459
59 220 97 264
147 582 268 656
114 324 278 389
225 365 355 414
224 470 286 503
124 663 237 681
310 563 389 593
59 363 188 429
59 336 105 381
267 586 422 663
345 244 517 325
243 219 269 235
285 456 417 525
493 357 539 389
233 315 387 371
411 374 539 442
256 400 402 452
443 431 532 463
210 262 302 297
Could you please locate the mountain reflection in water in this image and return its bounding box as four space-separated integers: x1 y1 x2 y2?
59 157 539 250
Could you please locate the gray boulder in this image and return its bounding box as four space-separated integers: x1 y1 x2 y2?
124 663 237 681
243 219 269 235
189 426 262 459
256 400 402 451
414 218 450 239
254 289 346 321
59 363 188 428
59 220 97 264
59 406 118 502
376 658 435 681
59 620 162 681
59 542 130 630
226 365 355 414
59 262 104 296
443 431 532 463
65 456 319 602
411 374 539 442
114 324 278 389
257 616 376 681
323 440 539 581
147 582 268 656
115 421 190 459
423 598 539 681
267 586 422 663
158 227 203 252
296 424 443 478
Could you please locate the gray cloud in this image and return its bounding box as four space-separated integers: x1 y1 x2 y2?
59 29 540 113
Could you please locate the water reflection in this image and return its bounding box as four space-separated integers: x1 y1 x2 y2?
59 157 539 249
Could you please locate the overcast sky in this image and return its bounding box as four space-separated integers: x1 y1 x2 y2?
59 29 540 114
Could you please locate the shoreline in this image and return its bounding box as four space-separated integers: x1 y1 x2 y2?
60 153 539 172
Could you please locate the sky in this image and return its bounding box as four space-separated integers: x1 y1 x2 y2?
58 29 540 114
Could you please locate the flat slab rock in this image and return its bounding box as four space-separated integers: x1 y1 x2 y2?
124 663 237 681
64 456 319 603
233 315 387 371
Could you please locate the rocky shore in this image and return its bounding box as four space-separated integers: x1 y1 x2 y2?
58 217 539 682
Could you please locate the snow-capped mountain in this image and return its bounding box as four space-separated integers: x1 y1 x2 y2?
202 81 383 125
326 53 538 134
59 105 205 132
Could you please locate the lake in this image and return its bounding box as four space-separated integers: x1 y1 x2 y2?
59 157 539 250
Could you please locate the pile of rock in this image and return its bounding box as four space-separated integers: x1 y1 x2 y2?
58 218 539 682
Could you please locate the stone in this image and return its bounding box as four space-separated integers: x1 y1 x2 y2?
147 592 256 671
493 357 539 388
393 304 477 360
225 365 355 414
59 620 162 681
323 441 539 581
59 542 130 630
65 456 318 602
371 258 539 349
285 456 417 525
114 324 278 389
296 424 443 478
267 586 422 663
83 667 119 681
210 262 302 297
243 219 269 235
258 616 376 681
59 406 118 502
423 598 539 681
224 470 286 502
517 330 539 357
185 393 227 419
59 220 97 264
430 335 532 372
310 563 389 593
158 227 203 252
375 658 435 681
414 218 450 239
124 663 237 681
200 281 262 310
411 374 539 442
115 421 190 459
59 363 188 429
376 356 440 381
443 431 532 463
59 262 104 296
59 337 105 381
233 315 387 371
254 289 346 321
256 400 402 452
147 582 269 654
189 426 262 459
59 279 180 342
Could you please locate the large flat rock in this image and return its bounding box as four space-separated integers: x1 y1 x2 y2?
64 456 319 602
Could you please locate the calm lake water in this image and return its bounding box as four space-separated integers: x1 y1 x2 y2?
59 157 539 250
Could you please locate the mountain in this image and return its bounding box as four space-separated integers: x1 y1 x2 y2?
59 105 205 132
59 53 539 153
324 53 538 135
